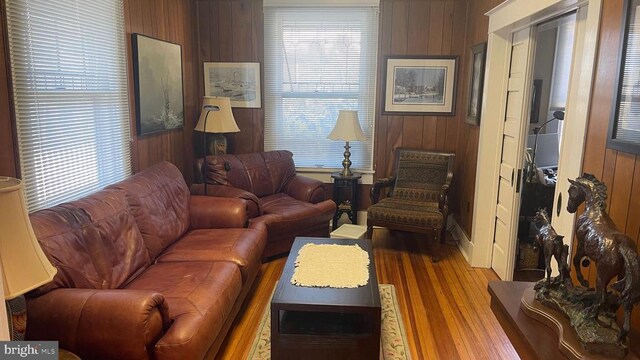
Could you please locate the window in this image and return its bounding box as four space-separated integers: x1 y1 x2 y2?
263 2 378 170
6 0 131 212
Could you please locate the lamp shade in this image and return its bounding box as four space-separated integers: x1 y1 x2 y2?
0 177 56 300
194 97 240 134
328 110 366 141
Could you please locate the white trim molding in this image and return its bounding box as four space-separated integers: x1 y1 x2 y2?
448 216 472 262
470 0 602 269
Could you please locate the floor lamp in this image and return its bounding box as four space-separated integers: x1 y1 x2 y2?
528 110 565 183
194 97 239 195
0 177 57 341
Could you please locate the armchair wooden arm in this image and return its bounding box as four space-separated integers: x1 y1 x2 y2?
371 176 396 204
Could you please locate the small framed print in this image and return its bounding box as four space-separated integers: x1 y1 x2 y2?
383 56 459 116
203 62 261 108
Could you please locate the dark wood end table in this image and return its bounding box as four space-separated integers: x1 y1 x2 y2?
271 237 381 360
331 172 362 230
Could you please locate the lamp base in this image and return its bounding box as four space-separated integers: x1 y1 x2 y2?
341 141 353 177
207 133 228 156
6 296 27 341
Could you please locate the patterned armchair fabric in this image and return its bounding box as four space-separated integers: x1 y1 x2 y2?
367 149 454 262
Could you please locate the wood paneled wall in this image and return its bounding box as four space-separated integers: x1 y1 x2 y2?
0 0 199 183
195 0 264 154
0 0 17 178
578 0 640 328
124 0 199 183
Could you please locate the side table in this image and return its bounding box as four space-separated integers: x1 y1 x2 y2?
331 172 361 230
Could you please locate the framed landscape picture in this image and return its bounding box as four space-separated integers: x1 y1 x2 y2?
131 33 184 136
203 62 261 108
383 56 458 116
465 43 487 126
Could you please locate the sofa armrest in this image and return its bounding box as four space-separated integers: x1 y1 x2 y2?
190 183 261 218
26 288 169 359
283 175 327 203
190 195 248 229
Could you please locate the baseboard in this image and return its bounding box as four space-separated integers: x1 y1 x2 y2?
448 216 473 263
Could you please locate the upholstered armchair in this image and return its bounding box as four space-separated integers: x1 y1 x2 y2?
366 149 455 262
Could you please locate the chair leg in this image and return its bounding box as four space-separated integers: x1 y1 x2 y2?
366 225 373 239
432 231 441 263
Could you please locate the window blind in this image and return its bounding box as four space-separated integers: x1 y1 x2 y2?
6 0 131 212
548 17 576 111
614 2 640 144
263 6 378 170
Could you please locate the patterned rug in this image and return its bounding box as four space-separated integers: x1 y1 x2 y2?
247 284 411 360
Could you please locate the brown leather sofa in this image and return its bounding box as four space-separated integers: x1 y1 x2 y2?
192 150 336 257
25 161 266 360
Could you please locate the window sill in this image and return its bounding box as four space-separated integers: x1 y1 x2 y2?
296 168 374 185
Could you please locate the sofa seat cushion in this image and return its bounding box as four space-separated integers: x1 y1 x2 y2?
367 198 443 228
260 193 329 219
156 228 266 283
125 261 242 360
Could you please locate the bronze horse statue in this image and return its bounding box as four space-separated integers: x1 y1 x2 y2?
532 208 569 287
568 173 640 342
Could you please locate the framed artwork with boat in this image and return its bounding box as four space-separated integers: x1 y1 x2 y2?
132 33 184 136
203 62 261 108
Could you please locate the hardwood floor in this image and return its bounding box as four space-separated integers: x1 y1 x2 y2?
215 229 521 359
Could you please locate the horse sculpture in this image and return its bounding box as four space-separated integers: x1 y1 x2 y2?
567 173 640 342
532 208 569 287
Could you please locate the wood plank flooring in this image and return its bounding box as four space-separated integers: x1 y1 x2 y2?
215 229 521 359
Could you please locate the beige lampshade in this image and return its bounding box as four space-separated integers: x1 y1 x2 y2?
328 110 366 141
0 177 56 300
194 97 240 134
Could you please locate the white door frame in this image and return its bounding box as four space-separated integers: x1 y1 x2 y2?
465 0 602 269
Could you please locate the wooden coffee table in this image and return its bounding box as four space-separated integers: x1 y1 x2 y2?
271 237 381 360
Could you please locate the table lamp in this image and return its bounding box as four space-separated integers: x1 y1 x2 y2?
328 110 366 176
0 177 57 341
194 97 239 194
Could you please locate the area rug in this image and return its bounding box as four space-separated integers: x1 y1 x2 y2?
291 243 370 288
247 284 411 360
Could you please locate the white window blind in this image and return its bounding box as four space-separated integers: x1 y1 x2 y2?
614 2 640 144
6 0 131 212
548 17 576 111
263 6 378 170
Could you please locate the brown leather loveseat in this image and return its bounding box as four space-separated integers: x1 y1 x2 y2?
193 150 336 257
25 162 266 360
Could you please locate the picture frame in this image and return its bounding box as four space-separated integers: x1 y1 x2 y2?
383 56 458 116
607 0 640 154
203 62 262 108
131 33 184 136
465 43 487 125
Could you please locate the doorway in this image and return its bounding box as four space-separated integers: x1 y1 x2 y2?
514 13 577 282
468 0 602 280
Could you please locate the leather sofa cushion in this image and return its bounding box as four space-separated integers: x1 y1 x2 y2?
204 151 297 197
156 228 266 283
260 192 328 220
262 150 296 194
29 190 150 294
107 162 191 260
124 261 242 360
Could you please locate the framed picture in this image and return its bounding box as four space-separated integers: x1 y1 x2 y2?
465 43 487 125
131 34 184 136
203 62 261 108
383 56 458 116
607 0 640 154
529 79 543 124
